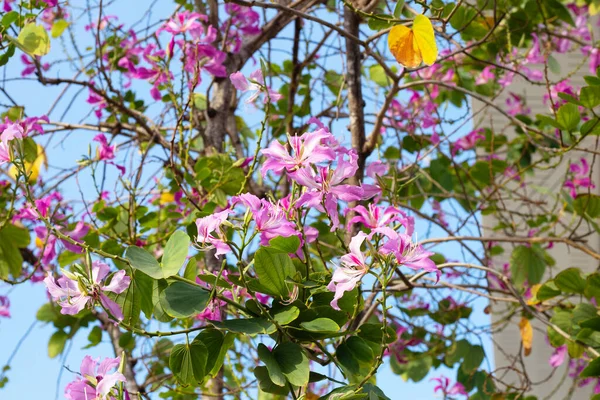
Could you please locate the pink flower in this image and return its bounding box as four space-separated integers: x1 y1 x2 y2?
230 69 282 104
232 193 297 245
87 88 108 119
347 204 411 235
0 295 9 318
194 210 231 258
549 345 567 368
158 11 205 36
379 230 439 278
44 260 130 319
0 142 10 165
432 376 468 397
452 129 485 156
20 54 50 77
475 66 495 85
293 152 365 230
65 356 126 400
94 134 116 160
564 158 595 198
327 232 368 310
583 46 600 74
365 160 388 179
506 93 530 116
261 128 336 176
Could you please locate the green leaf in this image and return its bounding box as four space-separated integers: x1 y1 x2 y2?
183 256 198 281
161 231 190 278
0 224 29 279
15 24 50 56
581 357 600 378
125 246 162 279
345 337 374 364
268 236 301 254
554 268 586 294
272 305 300 325
48 331 68 358
84 326 103 349
195 328 234 377
210 318 275 335
581 87 600 109
369 64 390 87
461 344 484 373
582 119 600 135
510 245 546 286
299 318 340 333
586 273 600 301
273 342 310 387
585 76 600 86
159 281 209 319
393 0 405 18
253 247 295 298
254 366 290 396
537 280 561 301
50 19 69 38
367 15 395 31
581 317 600 331
573 194 600 218
169 341 209 385
258 343 286 387
1 11 18 28
556 103 580 131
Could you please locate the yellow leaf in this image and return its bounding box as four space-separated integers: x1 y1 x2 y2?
519 317 533 356
9 144 47 183
388 14 437 68
160 192 175 204
16 24 51 56
526 283 541 305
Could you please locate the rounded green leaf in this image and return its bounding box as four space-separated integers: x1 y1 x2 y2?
257 343 286 387
159 281 209 319
125 246 162 279
161 230 190 278
169 341 208 385
273 342 310 387
555 268 586 294
299 318 340 333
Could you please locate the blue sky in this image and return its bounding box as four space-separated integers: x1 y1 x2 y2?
0 1 492 399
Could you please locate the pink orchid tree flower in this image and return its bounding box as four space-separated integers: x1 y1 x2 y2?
44 260 130 319
549 344 567 368
194 210 232 258
230 69 282 104
327 232 369 310
293 152 365 230
64 356 127 400
0 295 10 318
452 129 485 156
20 54 50 77
0 141 10 165
35 221 89 266
378 230 439 278
232 193 297 245
564 158 595 198
261 128 336 176
346 204 414 237
431 376 469 397
475 65 495 85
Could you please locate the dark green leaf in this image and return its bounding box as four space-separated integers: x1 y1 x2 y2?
273 342 310 386
210 318 275 335
257 343 286 387
581 87 600 109
159 281 209 319
169 341 209 385
581 357 600 378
